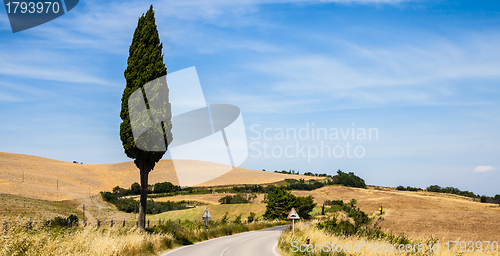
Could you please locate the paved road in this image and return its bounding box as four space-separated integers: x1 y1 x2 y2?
160 225 287 256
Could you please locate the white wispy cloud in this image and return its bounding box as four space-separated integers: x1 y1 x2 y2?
233 32 500 113
473 166 496 173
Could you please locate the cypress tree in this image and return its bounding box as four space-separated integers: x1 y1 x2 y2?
120 5 171 229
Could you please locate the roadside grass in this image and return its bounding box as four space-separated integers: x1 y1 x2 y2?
0 217 172 256
0 216 285 256
279 222 499 256
0 194 81 219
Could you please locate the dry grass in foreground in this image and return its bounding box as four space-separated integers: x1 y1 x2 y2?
279 223 499 256
0 218 172 256
1 217 285 256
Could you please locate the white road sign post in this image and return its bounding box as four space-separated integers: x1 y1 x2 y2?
202 208 211 231
287 207 300 236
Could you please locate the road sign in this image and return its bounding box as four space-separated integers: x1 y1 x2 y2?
287 207 300 220
202 208 211 221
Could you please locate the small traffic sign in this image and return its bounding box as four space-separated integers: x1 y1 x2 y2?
287 207 300 220
202 208 211 221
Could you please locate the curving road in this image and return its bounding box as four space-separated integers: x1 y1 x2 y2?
160 225 287 256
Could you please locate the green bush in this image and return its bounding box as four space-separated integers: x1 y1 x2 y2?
248 212 256 223
47 214 79 227
219 194 250 204
263 187 316 220
334 170 366 188
233 214 242 224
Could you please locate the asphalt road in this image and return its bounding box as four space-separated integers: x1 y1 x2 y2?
160 225 288 256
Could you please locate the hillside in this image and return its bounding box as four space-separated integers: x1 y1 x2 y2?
0 151 315 201
292 185 500 242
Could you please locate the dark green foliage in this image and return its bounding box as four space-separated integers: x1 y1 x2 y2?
221 212 229 224
100 189 191 214
274 169 299 175
494 194 500 203
120 5 171 167
303 172 331 177
153 182 181 194
481 196 487 203
233 214 242 224
115 198 138 213
396 185 422 191
293 195 316 219
284 179 325 191
263 187 316 220
120 5 171 229
248 212 256 223
218 194 250 204
426 185 477 198
263 187 296 220
145 199 190 214
47 215 78 227
131 182 141 195
334 170 367 188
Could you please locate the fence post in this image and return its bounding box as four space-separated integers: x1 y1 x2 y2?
3 220 7 234
49 220 52 228
68 218 71 228
97 219 100 227
123 219 125 227
159 219 161 225
147 219 149 228
111 218 113 227
84 219 87 227
28 217 32 230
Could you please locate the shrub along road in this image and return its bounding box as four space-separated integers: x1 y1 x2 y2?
160 225 287 256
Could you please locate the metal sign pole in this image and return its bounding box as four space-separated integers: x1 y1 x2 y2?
292 218 294 236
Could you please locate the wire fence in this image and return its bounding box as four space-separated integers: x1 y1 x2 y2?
2 217 256 233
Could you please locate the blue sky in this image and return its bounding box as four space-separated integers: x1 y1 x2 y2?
0 0 499 195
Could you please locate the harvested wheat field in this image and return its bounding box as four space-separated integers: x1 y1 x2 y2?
293 185 500 243
0 151 315 201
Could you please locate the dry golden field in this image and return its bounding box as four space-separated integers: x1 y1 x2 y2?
0 151 314 201
293 185 500 243
2 151 499 246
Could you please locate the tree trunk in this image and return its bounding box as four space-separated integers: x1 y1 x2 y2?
138 164 149 229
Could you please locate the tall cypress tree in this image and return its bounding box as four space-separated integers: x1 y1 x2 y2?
120 5 171 229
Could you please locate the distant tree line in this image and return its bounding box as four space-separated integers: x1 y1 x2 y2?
396 186 423 192
106 181 181 198
396 184 500 204
271 170 367 189
274 169 300 175
426 185 478 198
218 193 258 204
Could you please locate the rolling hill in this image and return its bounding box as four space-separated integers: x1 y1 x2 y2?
0 151 314 201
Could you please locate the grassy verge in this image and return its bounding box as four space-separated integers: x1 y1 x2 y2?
278 222 499 256
0 217 285 256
